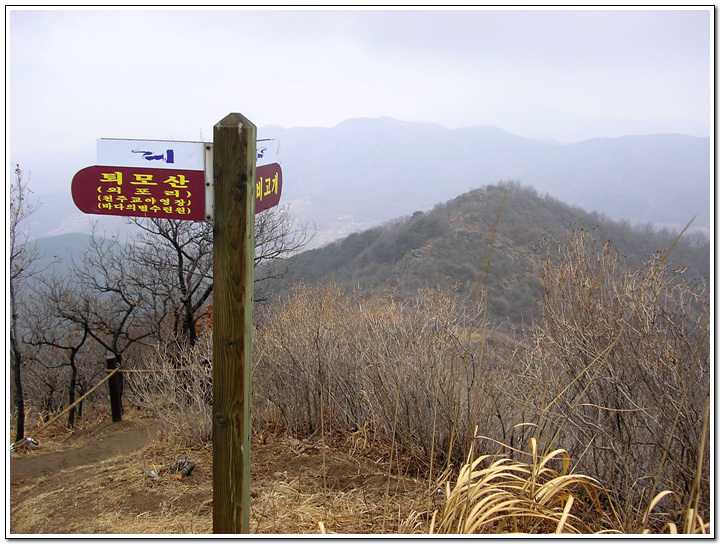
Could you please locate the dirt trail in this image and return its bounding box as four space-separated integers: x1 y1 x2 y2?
9 419 432 535
10 419 162 483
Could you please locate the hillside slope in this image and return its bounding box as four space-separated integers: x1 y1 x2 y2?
268 182 710 329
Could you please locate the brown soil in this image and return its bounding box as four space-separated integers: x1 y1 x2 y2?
9 418 437 535
10 419 162 481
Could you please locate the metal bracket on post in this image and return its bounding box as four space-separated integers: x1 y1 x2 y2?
204 143 214 222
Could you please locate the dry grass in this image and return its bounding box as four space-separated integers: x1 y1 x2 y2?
11 412 710 535
11 437 207 534
432 435 711 535
249 432 435 534
127 339 213 448
9 403 114 455
433 436 620 534
521 227 711 525
10 423 433 535
252 282 509 475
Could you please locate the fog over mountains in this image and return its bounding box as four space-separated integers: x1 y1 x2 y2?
28 117 710 245
261 117 710 245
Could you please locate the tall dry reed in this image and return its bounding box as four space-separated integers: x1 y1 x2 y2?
517 227 710 527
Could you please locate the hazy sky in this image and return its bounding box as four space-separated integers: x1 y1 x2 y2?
7 7 713 193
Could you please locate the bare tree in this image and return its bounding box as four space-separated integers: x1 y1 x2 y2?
255 205 315 269
58 225 158 374
27 275 93 427
9 165 42 441
123 205 314 346
126 217 213 347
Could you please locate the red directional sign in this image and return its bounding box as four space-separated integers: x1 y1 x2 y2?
72 162 282 221
72 165 206 221
255 163 282 214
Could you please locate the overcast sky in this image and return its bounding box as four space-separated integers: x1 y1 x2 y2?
7 7 713 194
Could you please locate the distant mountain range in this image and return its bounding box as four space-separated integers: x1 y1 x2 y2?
259 117 710 245
27 117 710 245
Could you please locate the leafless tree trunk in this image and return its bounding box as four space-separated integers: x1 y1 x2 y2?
9 165 42 442
26 281 92 428
124 206 314 347
126 217 214 347
52 225 158 379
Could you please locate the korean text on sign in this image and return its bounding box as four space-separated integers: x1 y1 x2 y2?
72 166 206 221
255 163 283 214
256 171 279 202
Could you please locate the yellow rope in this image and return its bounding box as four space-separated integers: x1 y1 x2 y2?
21 367 121 439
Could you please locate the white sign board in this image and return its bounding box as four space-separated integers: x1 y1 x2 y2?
97 139 207 171
256 139 279 167
98 138 279 169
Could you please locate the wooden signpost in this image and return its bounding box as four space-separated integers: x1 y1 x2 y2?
211 113 255 534
71 113 277 534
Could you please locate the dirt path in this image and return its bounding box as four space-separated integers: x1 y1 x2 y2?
9 419 432 535
10 418 162 482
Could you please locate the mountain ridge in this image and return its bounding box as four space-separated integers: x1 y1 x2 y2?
265 181 710 330
259 117 709 245
25 117 710 244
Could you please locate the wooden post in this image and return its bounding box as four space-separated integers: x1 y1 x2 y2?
106 355 123 422
212 113 256 534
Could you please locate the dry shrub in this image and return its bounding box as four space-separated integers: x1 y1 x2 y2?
127 335 213 448
123 225 709 533
253 283 510 473
519 227 710 527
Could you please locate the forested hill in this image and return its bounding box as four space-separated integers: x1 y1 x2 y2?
265 182 710 329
